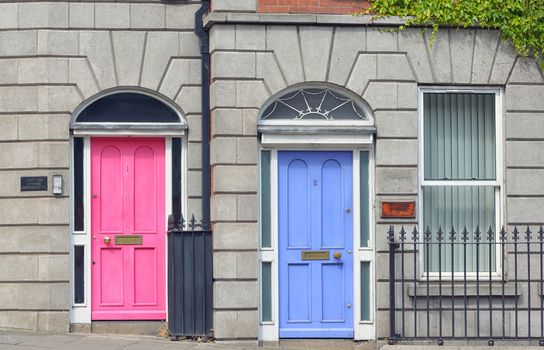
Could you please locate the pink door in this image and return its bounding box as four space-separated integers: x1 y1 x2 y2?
91 137 166 320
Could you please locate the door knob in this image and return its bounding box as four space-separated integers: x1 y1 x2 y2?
104 236 111 244
333 251 342 259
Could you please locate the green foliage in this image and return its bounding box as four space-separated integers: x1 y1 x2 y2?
364 0 544 63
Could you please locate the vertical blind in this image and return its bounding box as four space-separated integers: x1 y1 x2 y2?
423 93 497 272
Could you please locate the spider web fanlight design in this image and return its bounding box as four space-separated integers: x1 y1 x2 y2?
261 88 368 121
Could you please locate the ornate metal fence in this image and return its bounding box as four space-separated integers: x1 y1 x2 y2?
388 225 544 345
167 214 213 338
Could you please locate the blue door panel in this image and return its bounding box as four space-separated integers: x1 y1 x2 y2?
279 151 353 338
287 159 310 249
287 263 311 322
322 263 345 322
321 159 345 248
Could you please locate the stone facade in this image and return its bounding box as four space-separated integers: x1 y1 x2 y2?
207 4 544 341
1 0 544 343
0 1 202 332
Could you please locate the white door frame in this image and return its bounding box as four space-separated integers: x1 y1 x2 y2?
258 134 376 341
69 132 188 325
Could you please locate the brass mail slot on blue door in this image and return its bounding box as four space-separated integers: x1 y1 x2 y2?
301 250 330 260
115 235 143 245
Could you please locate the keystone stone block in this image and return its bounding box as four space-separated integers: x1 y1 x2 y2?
112 31 146 86
300 26 333 81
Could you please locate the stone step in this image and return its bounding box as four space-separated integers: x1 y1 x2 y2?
71 321 167 337
278 339 378 350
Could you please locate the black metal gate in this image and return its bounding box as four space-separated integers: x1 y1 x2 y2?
167 214 213 338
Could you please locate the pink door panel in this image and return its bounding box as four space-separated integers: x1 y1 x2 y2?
91 137 166 320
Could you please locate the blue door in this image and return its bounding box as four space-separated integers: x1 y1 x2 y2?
278 151 353 338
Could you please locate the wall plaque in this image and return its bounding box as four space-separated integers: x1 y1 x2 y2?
20 176 48 191
381 201 416 218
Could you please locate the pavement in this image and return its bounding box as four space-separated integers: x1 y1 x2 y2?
0 330 275 350
3 330 544 350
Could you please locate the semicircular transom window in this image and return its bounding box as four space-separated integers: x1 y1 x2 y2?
261 88 369 121
76 92 181 124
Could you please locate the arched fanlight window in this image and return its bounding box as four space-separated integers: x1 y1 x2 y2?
70 89 186 132
258 84 375 134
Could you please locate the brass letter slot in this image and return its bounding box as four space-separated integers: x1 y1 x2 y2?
301 250 330 260
115 235 143 245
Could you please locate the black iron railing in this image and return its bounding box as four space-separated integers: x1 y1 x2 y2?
388 225 544 346
167 214 213 339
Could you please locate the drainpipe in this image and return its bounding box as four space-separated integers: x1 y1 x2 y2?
195 0 211 224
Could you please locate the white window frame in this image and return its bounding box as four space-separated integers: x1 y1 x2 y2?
417 86 504 280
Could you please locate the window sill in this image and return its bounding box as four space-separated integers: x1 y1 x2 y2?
407 284 520 297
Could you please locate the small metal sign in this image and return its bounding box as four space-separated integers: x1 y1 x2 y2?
20 176 48 191
301 250 330 260
115 235 143 245
381 201 416 218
